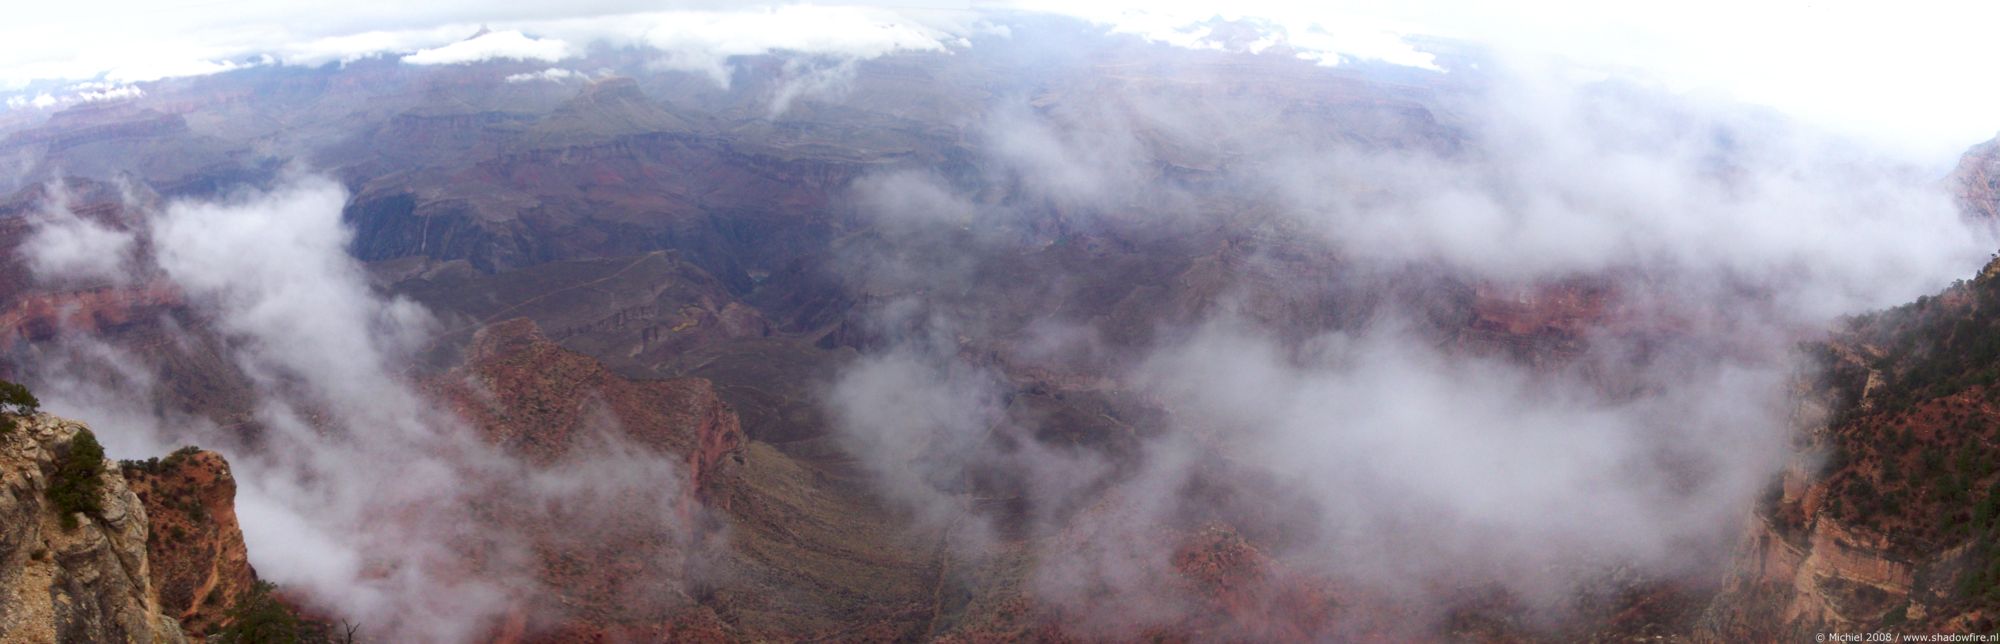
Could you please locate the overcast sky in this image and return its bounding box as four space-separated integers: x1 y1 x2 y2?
3 1 1995 163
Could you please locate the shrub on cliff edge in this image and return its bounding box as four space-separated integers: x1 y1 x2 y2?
219 581 301 643
0 378 38 435
46 427 105 529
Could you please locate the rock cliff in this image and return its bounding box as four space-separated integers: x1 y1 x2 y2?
121 448 256 638
0 414 186 643
1700 266 2000 637
439 318 747 641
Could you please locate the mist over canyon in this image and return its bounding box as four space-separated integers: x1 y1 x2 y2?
0 4 1996 642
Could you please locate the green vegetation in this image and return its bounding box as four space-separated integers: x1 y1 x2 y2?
1883 601 1909 626
217 581 360 644
122 445 205 475
0 378 39 435
167 444 202 464
1844 275 2000 413
1961 478 2000 603
1807 268 2000 604
1960 535 2000 602
218 582 300 643
46 428 105 530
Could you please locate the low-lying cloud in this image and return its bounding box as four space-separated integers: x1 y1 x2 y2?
402 29 572 65
1138 320 1789 591
503 67 587 83
823 53 1995 631
20 191 137 286
19 176 699 641
614 4 962 89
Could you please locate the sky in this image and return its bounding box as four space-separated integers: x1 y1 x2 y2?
1 1 1996 162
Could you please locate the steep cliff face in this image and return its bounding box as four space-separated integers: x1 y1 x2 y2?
0 414 186 643
121 448 256 638
1954 139 2000 223
1701 264 2000 637
1700 499 1981 639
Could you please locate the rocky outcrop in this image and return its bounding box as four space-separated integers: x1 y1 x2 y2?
0 282 183 343
1698 275 2000 638
1954 138 2000 223
438 318 747 641
1700 475 1989 640
0 414 186 643
445 317 746 496
121 448 256 638
1702 513 1908 639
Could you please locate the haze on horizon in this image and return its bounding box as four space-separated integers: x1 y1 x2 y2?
1 0 1996 163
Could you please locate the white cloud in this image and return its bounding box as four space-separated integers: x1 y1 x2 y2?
519 5 962 87
1014 2 1440 70
401 29 572 65
75 84 144 102
766 57 858 116
73 177 521 640
1126 319 1792 601
502 67 585 83
0 3 969 100
826 345 1003 527
4 93 57 109
20 193 137 285
2 83 145 112
274 27 469 67
3 2 1991 160
851 170 977 228
104 57 248 85
628 5 953 86
820 52 1999 625
15 175 702 640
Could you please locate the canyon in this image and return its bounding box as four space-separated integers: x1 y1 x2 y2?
0 13 1993 642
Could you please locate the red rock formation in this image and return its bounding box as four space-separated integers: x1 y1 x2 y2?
121 449 257 638
435 318 746 641
443 317 744 508
1469 280 1613 339
1699 277 2000 637
1164 523 1344 641
0 281 182 343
